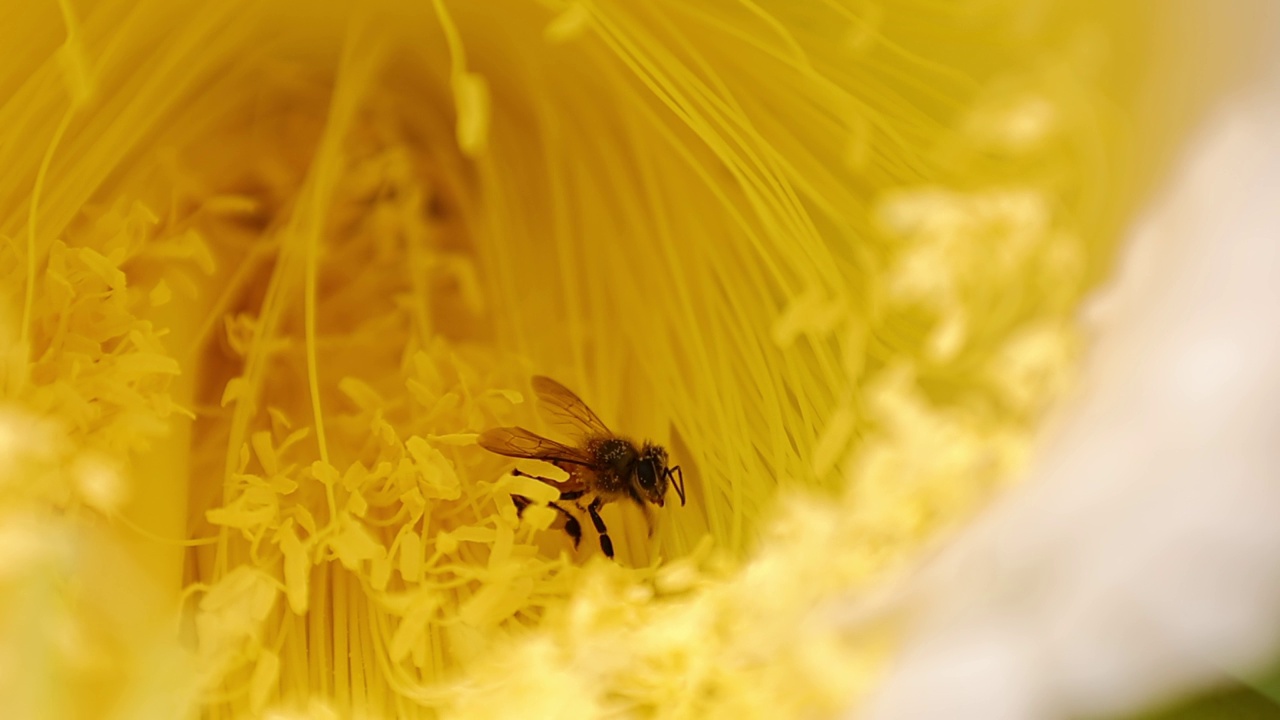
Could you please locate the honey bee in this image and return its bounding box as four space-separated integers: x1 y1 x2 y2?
478 376 686 559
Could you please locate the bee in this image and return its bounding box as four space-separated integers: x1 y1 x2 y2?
478 376 686 559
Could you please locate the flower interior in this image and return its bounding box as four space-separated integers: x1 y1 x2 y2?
0 1 1178 718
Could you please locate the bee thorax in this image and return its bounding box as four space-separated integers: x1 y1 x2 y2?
588 437 637 494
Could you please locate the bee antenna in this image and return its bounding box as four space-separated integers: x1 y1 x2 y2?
668 465 686 506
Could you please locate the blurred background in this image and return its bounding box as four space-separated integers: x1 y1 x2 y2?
859 3 1280 718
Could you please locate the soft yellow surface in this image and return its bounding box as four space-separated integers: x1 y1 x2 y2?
0 1 1166 718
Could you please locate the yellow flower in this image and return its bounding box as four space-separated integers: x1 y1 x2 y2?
0 1 1195 718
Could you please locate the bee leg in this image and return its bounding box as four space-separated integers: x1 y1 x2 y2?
511 494 531 517
513 493 581 548
559 489 585 501
586 497 615 559
549 502 582 548
511 468 561 484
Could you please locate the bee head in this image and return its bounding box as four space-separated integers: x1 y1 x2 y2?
633 443 670 507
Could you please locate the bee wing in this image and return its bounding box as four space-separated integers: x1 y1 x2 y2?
477 426 596 466
531 375 612 438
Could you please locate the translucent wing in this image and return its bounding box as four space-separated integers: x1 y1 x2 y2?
477 426 595 466
531 375 612 438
